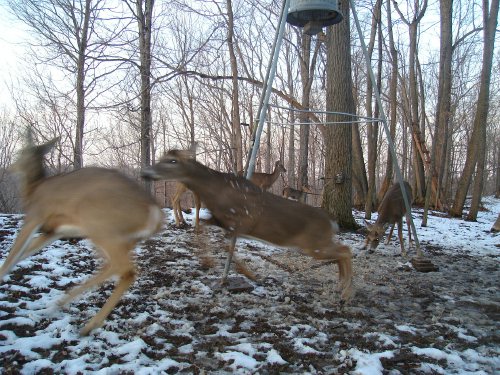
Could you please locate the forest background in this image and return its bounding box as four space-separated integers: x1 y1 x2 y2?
0 0 498 228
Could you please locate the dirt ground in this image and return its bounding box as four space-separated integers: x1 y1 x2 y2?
0 212 499 374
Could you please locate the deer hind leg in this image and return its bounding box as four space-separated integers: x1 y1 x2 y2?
173 199 186 227
58 240 137 335
301 242 353 302
0 220 44 279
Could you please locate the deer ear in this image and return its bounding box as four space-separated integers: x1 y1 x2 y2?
40 138 59 155
383 223 390 230
364 220 372 229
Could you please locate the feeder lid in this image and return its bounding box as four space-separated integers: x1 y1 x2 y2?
287 0 343 35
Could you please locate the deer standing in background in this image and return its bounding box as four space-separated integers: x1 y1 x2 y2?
0 138 163 335
491 213 500 232
363 181 413 256
142 149 353 301
172 182 201 229
245 161 286 191
282 185 313 203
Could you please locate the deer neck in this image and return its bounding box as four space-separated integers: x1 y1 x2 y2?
269 166 281 183
22 163 48 203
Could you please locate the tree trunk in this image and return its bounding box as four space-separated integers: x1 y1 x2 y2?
323 0 357 229
378 0 398 201
465 0 499 220
423 0 453 225
364 0 381 219
393 0 428 203
74 0 91 170
226 0 243 172
137 0 154 192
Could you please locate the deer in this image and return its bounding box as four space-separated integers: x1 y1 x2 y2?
241 160 286 191
491 213 500 232
142 148 353 301
282 185 313 203
363 181 413 256
172 182 201 229
0 137 164 335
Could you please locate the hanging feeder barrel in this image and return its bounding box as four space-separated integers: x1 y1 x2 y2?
286 0 343 35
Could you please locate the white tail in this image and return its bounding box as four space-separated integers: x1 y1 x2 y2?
172 182 201 229
363 181 413 255
142 149 353 301
282 185 313 203
1 138 163 335
243 161 286 191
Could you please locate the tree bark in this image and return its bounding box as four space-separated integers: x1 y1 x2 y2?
136 0 154 192
323 0 357 229
464 0 499 220
226 0 243 172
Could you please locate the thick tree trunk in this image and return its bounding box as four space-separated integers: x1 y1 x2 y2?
323 0 356 229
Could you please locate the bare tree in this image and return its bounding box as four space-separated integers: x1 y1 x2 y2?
7 0 109 169
451 0 499 219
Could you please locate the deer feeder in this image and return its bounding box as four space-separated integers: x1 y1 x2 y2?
286 0 343 35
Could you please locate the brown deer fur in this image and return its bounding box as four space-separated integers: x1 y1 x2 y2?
142 149 353 301
0 138 163 335
363 181 413 255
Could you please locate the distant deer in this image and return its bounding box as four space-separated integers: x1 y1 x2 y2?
142 149 353 301
363 181 413 256
282 185 313 203
491 213 500 232
172 182 201 229
0 138 163 335
243 161 286 191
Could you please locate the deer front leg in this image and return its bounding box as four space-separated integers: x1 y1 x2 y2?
221 236 237 283
385 223 396 245
221 236 255 283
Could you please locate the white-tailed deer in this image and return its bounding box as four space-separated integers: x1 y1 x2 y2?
491 213 500 232
172 182 201 229
0 138 163 335
363 181 413 256
282 185 313 203
243 161 286 191
142 149 353 301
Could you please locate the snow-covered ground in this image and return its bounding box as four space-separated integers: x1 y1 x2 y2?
0 197 498 374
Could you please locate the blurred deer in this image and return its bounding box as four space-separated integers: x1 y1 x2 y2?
142 149 353 301
172 182 201 229
363 181 413 256
242 161 286 191
0 137 163 335
282 185 312 203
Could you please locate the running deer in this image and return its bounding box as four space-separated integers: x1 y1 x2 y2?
172 182 201 229
282 185 313 203
142 149 353 301
363 181 413 256
243 160 286 191
0 138 163 335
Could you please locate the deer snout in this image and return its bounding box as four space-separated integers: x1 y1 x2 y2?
141 168 160 180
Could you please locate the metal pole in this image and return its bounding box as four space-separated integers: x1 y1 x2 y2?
246 0 290 180
350 0 422 257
